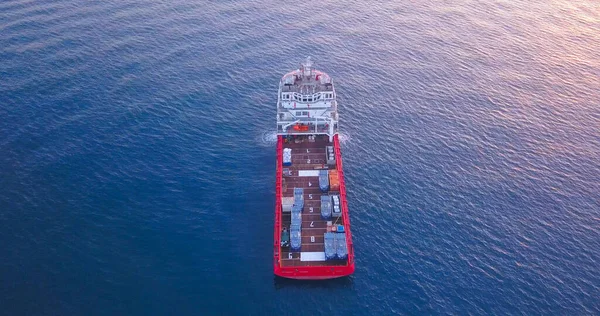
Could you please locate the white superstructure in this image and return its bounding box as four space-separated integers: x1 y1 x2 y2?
277 57 339 141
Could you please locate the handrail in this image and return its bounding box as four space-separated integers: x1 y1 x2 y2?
274 136 283 268
334 134 354 265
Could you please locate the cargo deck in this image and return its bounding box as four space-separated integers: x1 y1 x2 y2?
274 135 354 279
280 136 347 267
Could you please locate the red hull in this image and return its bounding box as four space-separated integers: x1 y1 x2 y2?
275 264 355 279
274 134 355 279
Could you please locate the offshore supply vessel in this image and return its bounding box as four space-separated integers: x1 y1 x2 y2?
274 58 355 279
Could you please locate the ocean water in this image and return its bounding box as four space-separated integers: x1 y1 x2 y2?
1 0 599 314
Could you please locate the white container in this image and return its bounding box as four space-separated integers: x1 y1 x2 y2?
333 205 341 217
282 197 294 212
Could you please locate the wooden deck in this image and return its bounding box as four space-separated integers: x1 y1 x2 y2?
279 135 347 267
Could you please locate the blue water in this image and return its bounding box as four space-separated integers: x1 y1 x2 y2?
1 0 599 314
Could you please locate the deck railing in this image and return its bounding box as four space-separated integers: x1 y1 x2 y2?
334 134 355 265
274 136 283 269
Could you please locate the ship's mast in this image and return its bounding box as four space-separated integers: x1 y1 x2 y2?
276 58 338 142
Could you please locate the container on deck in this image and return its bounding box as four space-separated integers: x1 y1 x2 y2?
324 233 336 260
290 229 301 252
282 168 292 176
329 170 340 191
337 225 345 233
320 195 332 219
281 197 294 213
290 224 301 233
331 195 341 217
332 232 339 258
293 187 304 210
280 229 290 247
291 210 302 228
294 187 304 201
294 187 304 197
333 204 341 218
283 148 292 166
326 146 336 165
319 170 329 192
332 195 340 206
292 203 303 212
335 233 348 259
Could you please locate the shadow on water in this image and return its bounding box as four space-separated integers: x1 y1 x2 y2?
273 276 354 290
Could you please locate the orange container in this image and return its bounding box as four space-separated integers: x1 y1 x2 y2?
329 170 340 191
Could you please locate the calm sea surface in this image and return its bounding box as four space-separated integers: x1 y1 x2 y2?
1 0 599 314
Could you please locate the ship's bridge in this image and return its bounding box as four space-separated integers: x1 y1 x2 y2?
277 58 339 141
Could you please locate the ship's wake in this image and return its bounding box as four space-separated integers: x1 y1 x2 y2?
337 132 352 145
258 130 278 147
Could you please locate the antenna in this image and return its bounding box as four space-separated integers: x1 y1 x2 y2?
303 57 313 78
305 56 313 67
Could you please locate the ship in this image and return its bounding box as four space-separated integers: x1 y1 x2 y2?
273 58 355 279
